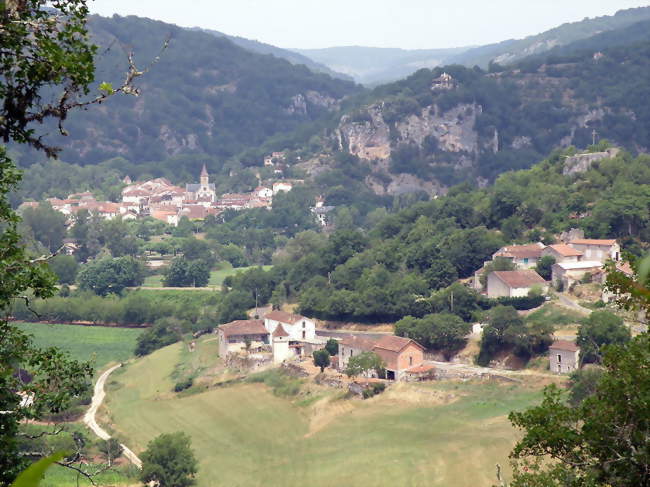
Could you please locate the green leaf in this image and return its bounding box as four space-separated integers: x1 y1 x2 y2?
10 452 68 487
99 82 114 95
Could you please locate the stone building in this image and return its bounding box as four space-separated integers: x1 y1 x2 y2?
549 340 580 374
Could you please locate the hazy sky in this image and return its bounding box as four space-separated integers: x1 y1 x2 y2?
89 1 650 50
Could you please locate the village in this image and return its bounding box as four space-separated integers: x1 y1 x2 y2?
19 153 321 227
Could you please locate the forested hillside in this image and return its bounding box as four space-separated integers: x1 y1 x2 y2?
251 148 650 323
293 33 650 196
13 14 359 167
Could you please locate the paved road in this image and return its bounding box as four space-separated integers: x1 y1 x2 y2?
316 329 391 341
83 365 142 469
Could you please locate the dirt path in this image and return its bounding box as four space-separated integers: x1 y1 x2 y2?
557 294 592 315
83 365 142 469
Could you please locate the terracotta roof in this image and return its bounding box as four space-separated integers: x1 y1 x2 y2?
492 270 547 288
374 335 424 353
272 324 289 338
616 261 634 276
549 340 579 352
570 239 617 246
339 335 379 351
264 310 307 325
219 319 268 337
547 244 583 257
495 243 545 259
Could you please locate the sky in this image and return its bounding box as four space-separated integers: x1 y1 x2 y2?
88 0 650 50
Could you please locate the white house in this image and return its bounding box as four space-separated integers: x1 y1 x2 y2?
271 324 291 364
272 181 293 195
568 239 620 263
486 270 548 298
549 340 580 374
255 186 273 199
492 243 545 269
264 310 315 342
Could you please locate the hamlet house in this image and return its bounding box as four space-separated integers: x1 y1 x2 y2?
217 319 269 358
568 239 620 263
549 340 580 374
486 270 548 298
338 335 425 381
541 244 583 263
551 261 603 290
492 243 545 269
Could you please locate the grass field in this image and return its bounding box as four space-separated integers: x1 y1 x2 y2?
15 322 142 372
104 340 547 487
143 263 272 288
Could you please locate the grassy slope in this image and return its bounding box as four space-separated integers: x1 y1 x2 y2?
15 322 141 371
105 341 545 487
143 264 273 288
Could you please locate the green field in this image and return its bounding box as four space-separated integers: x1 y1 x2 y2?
104 340 547 487
143 263 272 288
15 322 142 372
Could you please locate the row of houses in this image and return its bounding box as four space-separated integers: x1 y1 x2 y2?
475 237 623 297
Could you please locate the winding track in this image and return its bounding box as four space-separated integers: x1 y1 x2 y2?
83 364 142 469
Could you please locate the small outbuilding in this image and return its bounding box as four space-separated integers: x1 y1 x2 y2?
549 340 580 374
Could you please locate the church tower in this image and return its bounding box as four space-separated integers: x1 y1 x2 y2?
200 164 209 187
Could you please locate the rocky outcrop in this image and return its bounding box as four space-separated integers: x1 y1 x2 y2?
563 148 620 175
339 105 391 160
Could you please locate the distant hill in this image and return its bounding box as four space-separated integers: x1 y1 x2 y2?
191 27 353 81
291 32 650 199
292 45 471 85
15 14 360 167
446 6 650 68
294 6 650 84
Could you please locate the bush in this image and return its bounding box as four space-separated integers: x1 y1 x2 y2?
362 382 386 399
494 295 545 310
174 377 194 392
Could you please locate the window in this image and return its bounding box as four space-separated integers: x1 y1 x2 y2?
302 321 305 328
523 258 529 265
409 356 413 366
557 354 562 363
558 364 561 372
302 330 306 339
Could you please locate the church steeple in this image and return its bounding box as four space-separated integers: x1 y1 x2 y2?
200 164 209 186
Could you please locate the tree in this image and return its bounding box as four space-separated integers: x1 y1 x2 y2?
98 438 123 466
568 365 604 407
508 334 650 487
135 318 186 356
535 255 556 280
19 204 67 252
345 352 385 379
313 349 330 372
395 313 470 359
577 310 630 364
0 150 93 484
0 1 150 482
47 254 79 284
77 256 145 296
140 432 198 487
163 258 210 287
324 338 339 356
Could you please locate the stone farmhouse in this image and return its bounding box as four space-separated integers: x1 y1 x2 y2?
541 244 583 263
338 335 425 381
218 310 325 364
548 340 580 374
486 270 548 298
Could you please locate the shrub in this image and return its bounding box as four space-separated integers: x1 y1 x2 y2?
174 377 194 392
